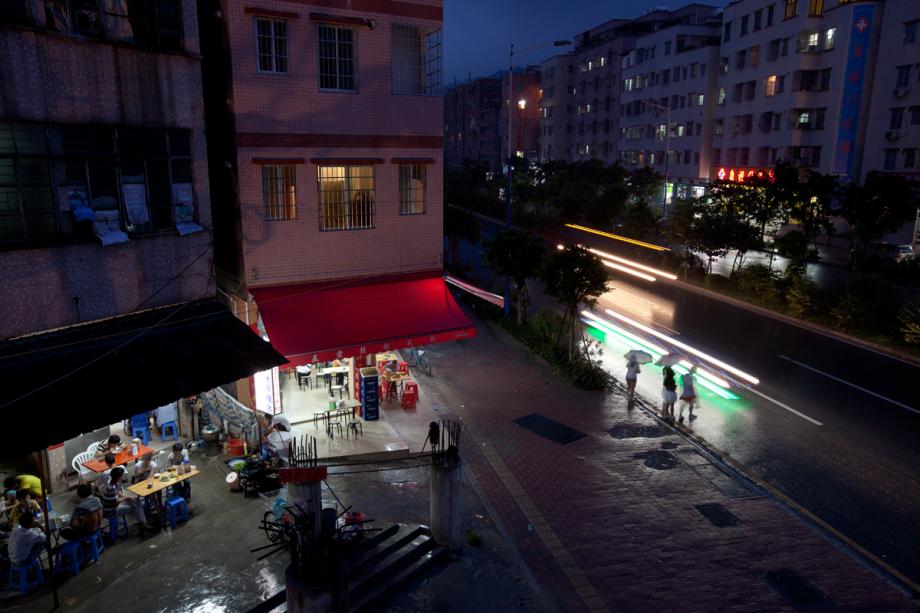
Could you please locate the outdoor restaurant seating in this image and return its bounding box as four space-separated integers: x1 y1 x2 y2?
157 404 179 442
106 514 129 544
72 451 95 482
7 557 44 595
55 541 83 576
165 496 190 529
130 413 151 445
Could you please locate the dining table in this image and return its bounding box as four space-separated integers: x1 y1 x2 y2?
82 444 156 473
127 469 200 498
381 370 411 400
317 365 349 391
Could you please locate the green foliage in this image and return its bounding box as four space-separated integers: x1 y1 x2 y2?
733 263 779 305
776 230 809 263
837 172 920 260
899 302 920 345
443 206 480 271
541 246 609 359
444 160 502 216
483 229 546 323
784 272 818 318
830 294 863 331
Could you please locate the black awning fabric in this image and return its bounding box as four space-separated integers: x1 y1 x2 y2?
0 299 287 460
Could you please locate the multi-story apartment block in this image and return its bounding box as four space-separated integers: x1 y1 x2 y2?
539 53 575 162
0 2 280 478
712 0 886 180
201 0 473 395
444 77 503 170
619 12 722 200
861 0 920 183
502 67 542 161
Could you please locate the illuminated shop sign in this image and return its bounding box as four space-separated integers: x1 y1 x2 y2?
712 167 775 183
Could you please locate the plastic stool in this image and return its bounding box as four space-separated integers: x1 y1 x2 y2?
81 530 104 563
131 426 150 446
160 421 178 441
106 514 129 543
165 496 189 529
55 541 83 576
8 558 44 595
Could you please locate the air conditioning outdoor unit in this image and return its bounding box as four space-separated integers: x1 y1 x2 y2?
894 87 910 98
886 130 900 141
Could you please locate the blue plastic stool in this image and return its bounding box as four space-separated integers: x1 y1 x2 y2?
8 558 44 595
80 530 104 563
165 496 189 529
160 421 178 442
131 426 150 446
106 514 129 543
55 541 82 576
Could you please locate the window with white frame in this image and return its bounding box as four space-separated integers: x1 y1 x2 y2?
318 25 355 91
262 164 296 220
255 18 288 73
398 164 426 215
392 24 442 95
318 165 374 230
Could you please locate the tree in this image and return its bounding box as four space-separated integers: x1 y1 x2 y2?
483 229 547 324
664 197 700 279
443 205 480 272
444 159 502 216
899 302 920 345
541 246 609 360
687 203 732 274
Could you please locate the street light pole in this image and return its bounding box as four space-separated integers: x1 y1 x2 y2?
503 39 571 318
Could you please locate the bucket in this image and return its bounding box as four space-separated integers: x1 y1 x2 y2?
344 511 365 526
226 472 241 492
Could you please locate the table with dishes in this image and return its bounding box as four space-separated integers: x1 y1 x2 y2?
82 444 156 473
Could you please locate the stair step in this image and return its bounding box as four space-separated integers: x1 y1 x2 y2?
358 523 400 550
346 525 427 576
351 544 449 613
348 534 435 599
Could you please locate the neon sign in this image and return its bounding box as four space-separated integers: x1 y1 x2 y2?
713 167 775 183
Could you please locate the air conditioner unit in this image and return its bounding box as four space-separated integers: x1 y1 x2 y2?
885 130 900 141
894 87 910 98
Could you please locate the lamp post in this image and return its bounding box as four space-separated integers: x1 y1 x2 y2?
649 101 672 218
504 39 570 317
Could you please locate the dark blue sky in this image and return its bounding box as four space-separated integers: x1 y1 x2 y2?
443 0 689 84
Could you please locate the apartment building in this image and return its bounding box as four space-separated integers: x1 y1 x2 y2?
619 15 721 199
861 0 920 182
0 2 281 476
502 67 542 161
539 53 575 162
443 76 503 170
712 0 886 180
201 0 473 385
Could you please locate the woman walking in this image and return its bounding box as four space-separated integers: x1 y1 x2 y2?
625 356 641 399
661 366 677 422
678 365 698 423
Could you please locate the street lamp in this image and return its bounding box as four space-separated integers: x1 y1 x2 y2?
504 39 570 316
648 101 671 218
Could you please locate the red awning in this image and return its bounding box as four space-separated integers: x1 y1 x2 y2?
251 271 476 365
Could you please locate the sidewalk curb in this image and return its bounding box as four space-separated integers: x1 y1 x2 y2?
619 379 920 601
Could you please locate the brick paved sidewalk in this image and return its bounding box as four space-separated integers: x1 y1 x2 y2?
418 316 916 612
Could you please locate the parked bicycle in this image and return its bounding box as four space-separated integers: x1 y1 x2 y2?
405 347 432 376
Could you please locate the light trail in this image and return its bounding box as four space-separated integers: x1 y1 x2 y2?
565 223 670 251
586 246 678 280
602 309 760 385
601 260 656 282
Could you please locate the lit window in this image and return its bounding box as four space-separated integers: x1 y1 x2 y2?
765 75 777 96
398 164 426 215
255 18 288 73
318 165 375 231
785 0 798 20
262 164 297 220
823 28 836 50
318 25 355 91
808 0 823 17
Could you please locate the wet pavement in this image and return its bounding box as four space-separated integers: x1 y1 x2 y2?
5 446 553 613
456 217 920 588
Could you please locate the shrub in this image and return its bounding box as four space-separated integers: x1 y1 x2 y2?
734 263 779 305
830 294 863 331
785 273 818 318
899 302 920 345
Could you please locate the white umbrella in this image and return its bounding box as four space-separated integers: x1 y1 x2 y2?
655 353 684 367
624 350 653 364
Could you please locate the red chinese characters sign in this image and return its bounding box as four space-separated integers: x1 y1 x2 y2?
711 166 775 183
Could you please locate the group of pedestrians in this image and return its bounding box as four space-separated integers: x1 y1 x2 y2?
624 356 698 424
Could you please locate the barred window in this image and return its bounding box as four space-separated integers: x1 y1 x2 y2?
392 25 442 95
318 166 374 231
262 164 297 221
318 25 355 91
398 164 426 215
255 18 288 73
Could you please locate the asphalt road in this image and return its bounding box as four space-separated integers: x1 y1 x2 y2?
454 219 920 588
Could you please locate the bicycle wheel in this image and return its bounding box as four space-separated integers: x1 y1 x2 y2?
418 357 432 377
263 510 282 542
406 348 419 367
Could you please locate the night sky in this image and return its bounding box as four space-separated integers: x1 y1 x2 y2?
443 0 721 85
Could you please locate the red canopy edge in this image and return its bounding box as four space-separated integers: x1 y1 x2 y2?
251 271 476 366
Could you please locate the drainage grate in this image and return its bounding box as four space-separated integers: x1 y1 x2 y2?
765 569 829 605
695 503 741 527
514 413 586 445
608 424 667 439
634 449 680 470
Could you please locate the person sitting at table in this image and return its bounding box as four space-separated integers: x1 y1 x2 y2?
332 357 343 367
132 453 157 483
59 484 103 541
94 434 122 457
168 442 189 466
266 416 292 467
3 474 42 498
100 467 151 535
8 490 43 527
8 512 46 568
384 359 399 374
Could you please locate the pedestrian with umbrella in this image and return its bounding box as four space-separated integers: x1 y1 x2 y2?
678 365 698 423
657 354 682 422
623 350 652 400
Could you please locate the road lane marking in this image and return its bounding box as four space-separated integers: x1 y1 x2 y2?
778 355 920 416
744 385 824 426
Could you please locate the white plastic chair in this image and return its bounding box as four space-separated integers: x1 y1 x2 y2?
86 440 103 456
72 451 95 483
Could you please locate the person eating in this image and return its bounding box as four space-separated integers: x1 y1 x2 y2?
99 467 151 535
8 490 43 527
94 434 122 457
8 513 46 568
59 484 103 541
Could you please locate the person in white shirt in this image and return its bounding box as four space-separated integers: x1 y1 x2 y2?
266 416 292 466
8 512 46 566
168 443 189 466
132 453 158 483
625 357 641 399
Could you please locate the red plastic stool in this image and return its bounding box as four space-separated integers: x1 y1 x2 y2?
398 361 409 375
401 382 419 409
